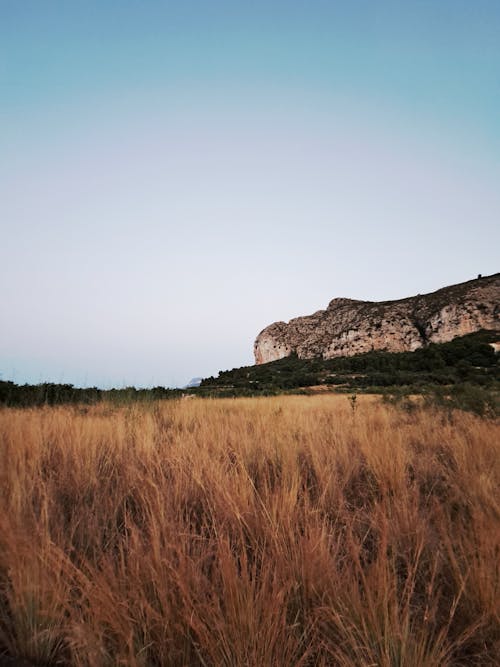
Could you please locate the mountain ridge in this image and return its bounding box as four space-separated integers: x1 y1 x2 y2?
254 273 500 364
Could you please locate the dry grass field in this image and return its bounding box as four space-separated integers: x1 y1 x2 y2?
0 395 499 666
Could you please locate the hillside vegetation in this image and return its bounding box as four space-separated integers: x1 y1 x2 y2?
203 330 500 402
0 396 499 665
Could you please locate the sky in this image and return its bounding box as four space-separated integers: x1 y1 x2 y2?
1 1 499 388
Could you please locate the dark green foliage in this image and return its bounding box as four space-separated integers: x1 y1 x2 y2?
0 381 184 408
423 383 500 417
201 330 500 397
0 381 102 407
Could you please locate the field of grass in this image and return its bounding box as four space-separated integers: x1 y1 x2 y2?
0 396 499 666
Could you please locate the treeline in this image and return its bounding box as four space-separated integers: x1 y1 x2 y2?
0 381 184 408
202 330 500 392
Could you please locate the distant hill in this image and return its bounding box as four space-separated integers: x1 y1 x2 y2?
255 273 500 364
184 377 203 388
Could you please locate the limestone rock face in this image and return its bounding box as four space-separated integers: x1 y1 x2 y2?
254 274 500 364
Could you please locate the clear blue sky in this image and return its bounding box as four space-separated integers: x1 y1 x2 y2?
1 1 499 387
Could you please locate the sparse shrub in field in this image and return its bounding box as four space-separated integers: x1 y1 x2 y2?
424 383 499 417
0 396 498 666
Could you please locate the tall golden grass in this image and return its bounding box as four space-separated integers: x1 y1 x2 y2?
0 395 499 666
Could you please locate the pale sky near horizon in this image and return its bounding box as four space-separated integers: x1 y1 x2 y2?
1 1 499 388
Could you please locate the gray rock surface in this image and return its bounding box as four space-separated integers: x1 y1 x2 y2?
254 274 500 364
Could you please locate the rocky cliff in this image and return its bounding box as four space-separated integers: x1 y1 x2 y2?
254 274 500 364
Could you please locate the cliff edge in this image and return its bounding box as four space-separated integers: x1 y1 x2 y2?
254 274 500 364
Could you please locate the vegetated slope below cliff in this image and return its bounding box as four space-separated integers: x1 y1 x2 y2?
254 273 500 364
202 330 500 396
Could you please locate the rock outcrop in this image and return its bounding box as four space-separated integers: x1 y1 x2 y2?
254 274 500 364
